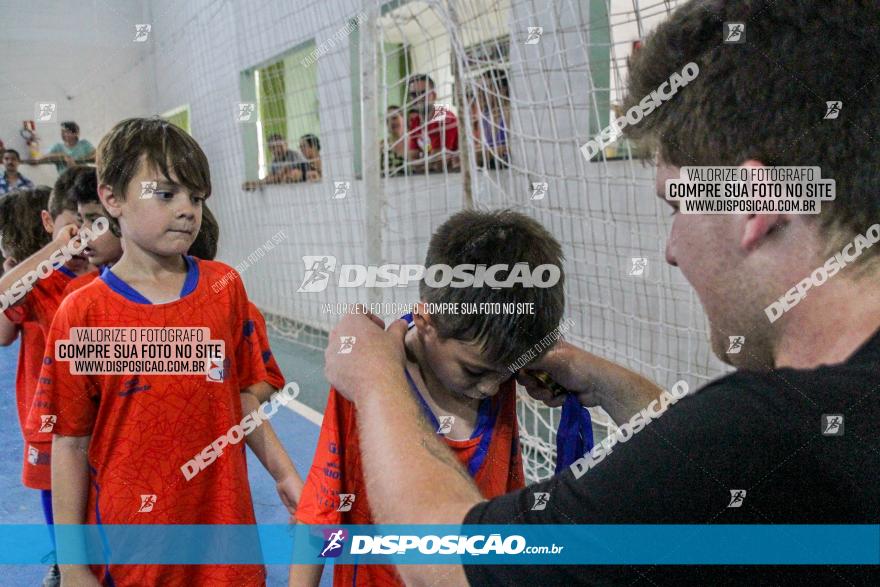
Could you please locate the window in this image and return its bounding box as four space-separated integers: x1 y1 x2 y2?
162 104 190 134
350 15 411 178
240 40 322 187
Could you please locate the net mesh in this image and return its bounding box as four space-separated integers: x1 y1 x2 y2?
186 0 733 483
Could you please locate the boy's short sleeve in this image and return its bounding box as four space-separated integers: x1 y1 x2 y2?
295 388 352 525
48 143 62 154
27 303 99 439
4 306 27 324
229 279 268 390
247 303 285 390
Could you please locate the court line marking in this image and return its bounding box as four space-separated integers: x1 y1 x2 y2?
283 398 323 426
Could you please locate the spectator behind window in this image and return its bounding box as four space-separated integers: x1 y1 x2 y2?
266 133 307 183
478 69 509 169
299 134 322 182
405 73 460 173
381 106 407 176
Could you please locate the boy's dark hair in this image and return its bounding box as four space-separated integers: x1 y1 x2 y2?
622 0 880 259
188 205 219 260
67 167 121 238
3 149 21 160
300 134 320 152
0 187 53 260
407 74 436 89
67 167 99 205
419 209 565 367
96 117 211 203
60 121 80 135
50 165 87 218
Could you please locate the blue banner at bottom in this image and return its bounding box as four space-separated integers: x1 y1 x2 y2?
0 525 877 565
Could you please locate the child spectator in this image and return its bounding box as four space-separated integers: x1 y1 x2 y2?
381 106 407 176
299 134 322 182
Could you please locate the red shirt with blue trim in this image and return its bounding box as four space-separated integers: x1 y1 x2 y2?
296 316 524 587
4 266 80 489
28 256 268 586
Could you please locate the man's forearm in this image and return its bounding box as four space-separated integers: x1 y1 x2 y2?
563 343 664 424
354 370 475 586
356 370 482 523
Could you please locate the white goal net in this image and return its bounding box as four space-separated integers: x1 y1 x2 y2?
199 0 731 482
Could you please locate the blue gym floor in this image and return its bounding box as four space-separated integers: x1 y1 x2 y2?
0 330 332 587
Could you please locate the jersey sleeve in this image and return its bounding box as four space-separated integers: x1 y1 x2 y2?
295 388 354 526
4 305 27 324
228 277 268 390
247 303 285 390
27 302 99 439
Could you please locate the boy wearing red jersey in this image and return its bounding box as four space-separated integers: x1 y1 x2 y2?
291 210 565 587
0 175 94 587
29 118 274 586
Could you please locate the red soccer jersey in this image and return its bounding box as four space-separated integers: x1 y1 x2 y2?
28 256 268 587
248 302 285 390
295 378 524 587
4 266 79 489
408 109 459 155
61 269 101 297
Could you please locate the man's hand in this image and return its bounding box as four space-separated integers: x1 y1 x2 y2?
324 308 408 404
516 339 664 425
63 155 76 168
516 341 587 408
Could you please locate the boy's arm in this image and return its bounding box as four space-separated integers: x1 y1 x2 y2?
242 389 303 515
52 435 101 586
288 561 323 587
0 313 19 346
0 225 79 304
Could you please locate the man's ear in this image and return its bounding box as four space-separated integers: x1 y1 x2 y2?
97 184 123 221
738 159 787 251
40 210 53 235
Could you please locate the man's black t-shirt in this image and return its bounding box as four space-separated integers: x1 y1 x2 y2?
464 329 880 585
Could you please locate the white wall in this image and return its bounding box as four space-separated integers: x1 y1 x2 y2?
0 0 155 186
1 0 723 390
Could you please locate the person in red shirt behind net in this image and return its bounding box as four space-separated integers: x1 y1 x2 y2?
404 74 460 173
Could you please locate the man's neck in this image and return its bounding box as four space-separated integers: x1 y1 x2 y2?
774 274 880 369
5 171 18 181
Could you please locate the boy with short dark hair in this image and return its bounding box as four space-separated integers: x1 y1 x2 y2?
29 117 272 586
292 209 565 587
